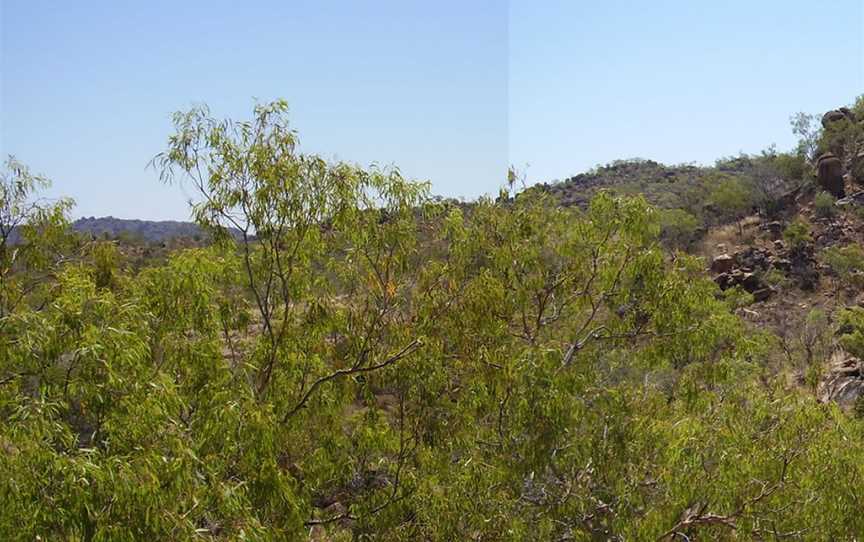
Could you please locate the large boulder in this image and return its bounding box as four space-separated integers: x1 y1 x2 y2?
822 108 856 128
816 152 846 198
818 350 864 410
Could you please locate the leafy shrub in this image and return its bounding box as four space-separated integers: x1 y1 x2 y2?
723 284 754 309
783 218 812 249
762 268 790 290
824 244 864 289
709 176 753 233
838 306 864 359
772 151 807 181
814 191 836 218
659 208 701 248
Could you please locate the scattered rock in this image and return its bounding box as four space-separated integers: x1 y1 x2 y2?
735 246 770 272
835 190 864 207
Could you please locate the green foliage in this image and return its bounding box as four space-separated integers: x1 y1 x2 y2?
790 112 820 161
709 176 753 233
814 191 836 218
824 244 864 289
783 218 812 249
761 268 790 290
0 156 74 319
659 208 701 249
89 240 121 289
7 102 864 540
771 150 807 181
723 284 754 309
838 307 864 359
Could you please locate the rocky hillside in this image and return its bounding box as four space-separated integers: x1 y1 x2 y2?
695 101 864 412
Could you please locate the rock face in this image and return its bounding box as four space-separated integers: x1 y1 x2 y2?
818 350 864 410
816 153 846 198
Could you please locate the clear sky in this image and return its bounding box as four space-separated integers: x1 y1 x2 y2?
1 1 862 220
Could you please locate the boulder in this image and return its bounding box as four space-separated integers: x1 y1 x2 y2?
714 273 733 290
818 350 864 410
822 108 856 128
816 153 846 198
740 272 762 293
752 287 773 302
764 221 784 238
710 254 734 274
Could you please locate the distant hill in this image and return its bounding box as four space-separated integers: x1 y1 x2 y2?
72 216 221 243
525 156 800 224
530 159 709 209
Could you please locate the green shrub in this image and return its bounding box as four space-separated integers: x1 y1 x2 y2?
723 284 754 309
783 219 812 249
659 208 701 248
838 307 864 358
762 268 790 289
824 244 864 289
773 152 807 180
709 176 753 234
814 191 836 218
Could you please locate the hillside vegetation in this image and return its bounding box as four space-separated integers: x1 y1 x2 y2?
3 98 864 540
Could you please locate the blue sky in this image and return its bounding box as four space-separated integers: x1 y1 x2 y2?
1 1 862 220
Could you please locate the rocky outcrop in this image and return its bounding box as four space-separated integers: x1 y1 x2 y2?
818 350 864 410
713 247 773 300
710 239 822 298
816 153 846 198
822 108 856 128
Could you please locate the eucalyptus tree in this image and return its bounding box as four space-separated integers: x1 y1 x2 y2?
0 156 73 319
